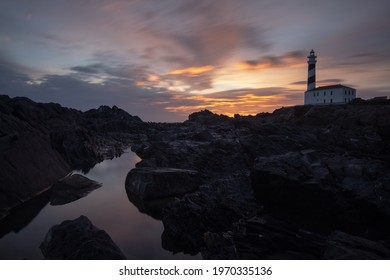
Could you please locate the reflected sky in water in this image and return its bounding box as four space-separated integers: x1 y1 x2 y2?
0 151 199 259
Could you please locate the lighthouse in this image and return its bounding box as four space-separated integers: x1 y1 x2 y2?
304 50 357 105
307 49 317 91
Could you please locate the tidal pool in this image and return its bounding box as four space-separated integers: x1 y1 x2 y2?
0 151 199 260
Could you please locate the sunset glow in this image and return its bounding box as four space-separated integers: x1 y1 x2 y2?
169 65 215 76
0 0 389 121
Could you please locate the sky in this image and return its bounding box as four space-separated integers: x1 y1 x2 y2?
0 0 389 122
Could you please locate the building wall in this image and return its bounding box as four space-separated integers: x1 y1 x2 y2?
304 87 356 105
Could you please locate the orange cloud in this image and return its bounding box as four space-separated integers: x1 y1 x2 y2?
135 81 145 86
164 90 299 117
169 65 215 76
147 74 160 82
238 51 306 71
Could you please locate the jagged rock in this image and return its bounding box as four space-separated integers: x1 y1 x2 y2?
218 216 326 260
250 151 390 236
202 218 390 260
3 94 390 260
201 232 237 259
0 104 71 219
125 167 200 200
324 231 390 259
125 167 201 219
50 174 102 205
50 127 103 171
40 215 126 260
161 174 256 254
0 95 146 220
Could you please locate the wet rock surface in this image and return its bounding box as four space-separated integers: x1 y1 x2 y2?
0 95 147 219
50 174 102 205
125 167 200 200
132 104 390 259
2 94 390 259
40 215 126 259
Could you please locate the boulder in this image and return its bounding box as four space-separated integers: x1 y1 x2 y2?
0 120 70 219
40 215 126 260
50 174 102 205
161 174 256 254
125 167 200 200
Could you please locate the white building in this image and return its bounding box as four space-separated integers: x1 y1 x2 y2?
304 84 357 105
304 50 356 105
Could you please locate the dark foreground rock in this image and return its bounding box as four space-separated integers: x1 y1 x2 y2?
125 167 201 219
202 216 390 260
0 95 148 220
50 174 102 205
125 167 200 200
129 105 390 259
40 215 126 260
0 96 71 219
2 95 390 260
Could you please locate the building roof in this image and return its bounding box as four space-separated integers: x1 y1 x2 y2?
306 84 355 92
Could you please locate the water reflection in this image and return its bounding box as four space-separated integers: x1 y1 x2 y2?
0 190 50 239
0 151 200 260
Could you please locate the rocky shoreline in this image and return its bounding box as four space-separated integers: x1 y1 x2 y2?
0 95 145 219
1 94 390 259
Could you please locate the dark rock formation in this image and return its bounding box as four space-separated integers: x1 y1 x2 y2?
161 173 256 254
202 216 390 260
125 167 200 200
2 94 390 260
0 95 147 220
125 167 200 219
0 96 71 219
50 174 102 205
324 230 390 259
40 215 126 260
128 102 390 259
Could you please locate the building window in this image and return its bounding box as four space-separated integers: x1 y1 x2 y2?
345 90 347 94
317 92 319 96
324 100 326 103
345 98 347 103
324 92 326 96
331 91 333 95
330 99 333 103
313 92 315 97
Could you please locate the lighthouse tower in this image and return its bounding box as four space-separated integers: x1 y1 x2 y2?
304 49 357 105
307 49 317 91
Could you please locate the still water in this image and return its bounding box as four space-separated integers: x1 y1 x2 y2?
0 151 199 259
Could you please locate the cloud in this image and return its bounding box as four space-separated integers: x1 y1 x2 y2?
0 58 179 121
164 65 216 91
169 23 267 68
239 51 306 71
0 35 10 43
1 0 389 122
164 87 303 117
317 79 344 85
70 64 106 74
0 54 302 121
169 65 214 76
290 80 306 85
